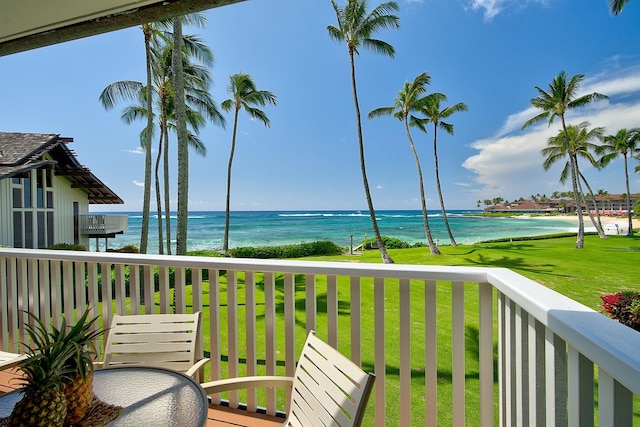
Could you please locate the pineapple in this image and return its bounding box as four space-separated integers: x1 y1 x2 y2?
53 309 104 425
8 313 77 427
9 309 105 427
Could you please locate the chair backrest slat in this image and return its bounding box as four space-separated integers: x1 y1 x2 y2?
103 312 202 373
285 331 375 427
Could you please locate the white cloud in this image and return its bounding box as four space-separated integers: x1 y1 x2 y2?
132 180 144 187
463 66 640 202
127 147 144 155
376 185 384 189
467 0 548 21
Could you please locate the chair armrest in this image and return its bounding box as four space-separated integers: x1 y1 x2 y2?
0 352 27 371
201 376 294 394
185 358 211 378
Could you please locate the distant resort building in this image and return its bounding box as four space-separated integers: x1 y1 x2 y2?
0 132 127 249
484 194 639 215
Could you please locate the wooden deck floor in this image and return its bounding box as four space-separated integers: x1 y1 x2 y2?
0 369 283 427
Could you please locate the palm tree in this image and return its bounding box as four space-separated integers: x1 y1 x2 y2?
328 0 400 264
598 128 640 235
414 92 467 246
368 72 440 254
221 73 277 252
522 71 608 249
544 122 606 238
610 0 632 15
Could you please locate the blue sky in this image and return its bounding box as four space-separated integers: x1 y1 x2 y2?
1 0 639 212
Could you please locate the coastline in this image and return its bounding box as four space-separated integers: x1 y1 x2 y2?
99 210 638 253
528 214 639 231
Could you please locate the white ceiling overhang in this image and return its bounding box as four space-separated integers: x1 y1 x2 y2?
0 0 244 57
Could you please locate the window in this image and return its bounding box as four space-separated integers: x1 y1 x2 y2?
11 170 55 249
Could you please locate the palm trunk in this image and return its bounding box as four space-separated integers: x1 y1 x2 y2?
433 124 457 246
348 50 393 263
223 109 239 252
154 130 164 254
173 18 189 255
578 170 605 238
562 117 584 248
405 120 439 254
624 154 634 236
163 121 172 254
140 25 153 255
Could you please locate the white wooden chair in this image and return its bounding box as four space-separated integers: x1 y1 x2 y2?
0 351 27 371
201 331 375 427
97 312 209 378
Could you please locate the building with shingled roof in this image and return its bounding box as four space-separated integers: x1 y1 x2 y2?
0 132 126 249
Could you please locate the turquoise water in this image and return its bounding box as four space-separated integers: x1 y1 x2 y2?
93 210 577 253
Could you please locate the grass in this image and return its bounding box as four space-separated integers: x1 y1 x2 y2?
154 233 639 425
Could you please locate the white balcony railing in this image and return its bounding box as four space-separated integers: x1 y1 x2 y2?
78 214 128 235
1 247 639 426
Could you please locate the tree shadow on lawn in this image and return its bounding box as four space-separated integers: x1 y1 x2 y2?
463 253 567 278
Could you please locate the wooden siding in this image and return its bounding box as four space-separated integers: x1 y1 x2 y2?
52 174 89 247
0 179 11 247
0 172 90 248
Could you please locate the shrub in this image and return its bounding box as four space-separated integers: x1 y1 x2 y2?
600 291 640 332
48 243 87 251
111 244 139 253
228 240 343 259
363 236 411 250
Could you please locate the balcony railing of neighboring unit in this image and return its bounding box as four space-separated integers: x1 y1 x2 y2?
79 214 128 235
1 248 639 426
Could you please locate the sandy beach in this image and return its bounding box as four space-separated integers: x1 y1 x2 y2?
533 214 639 232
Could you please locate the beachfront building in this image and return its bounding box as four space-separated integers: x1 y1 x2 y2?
0 132 126 249
485 194 639 215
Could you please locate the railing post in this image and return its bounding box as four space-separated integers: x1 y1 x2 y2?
479 282 494 427
452 281 465 427
425 280 437 427
374 277 385 427
399 278 411 426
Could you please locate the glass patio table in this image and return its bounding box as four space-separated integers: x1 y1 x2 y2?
0 366 208 426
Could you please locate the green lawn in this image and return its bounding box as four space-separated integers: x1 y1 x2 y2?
164 233 640 425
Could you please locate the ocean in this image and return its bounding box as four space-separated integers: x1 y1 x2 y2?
93 210 578 254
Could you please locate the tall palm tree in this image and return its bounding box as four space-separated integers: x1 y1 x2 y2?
544 122 606 238
328 0 399 264
101 21 221 254
414 92 467 246
154 30 222 254
522 71 608 249
101 18 170 254
368 72 440 254
220 73 277 252
610 0 631 15
598 128 640 235
170 15 225 255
